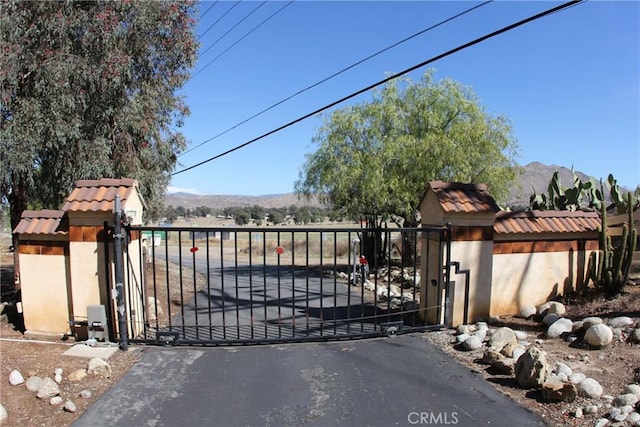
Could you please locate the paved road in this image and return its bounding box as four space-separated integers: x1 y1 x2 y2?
74 334 544 427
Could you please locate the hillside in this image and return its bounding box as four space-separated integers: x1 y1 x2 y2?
163 162 614 210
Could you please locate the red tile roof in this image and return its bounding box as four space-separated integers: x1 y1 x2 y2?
494 210 600 234
62 178 139 212
427 181 500 213
13 210 68 235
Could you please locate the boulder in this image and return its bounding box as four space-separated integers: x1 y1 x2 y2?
64 401 77 413
584 324 613 348
536 302 551 317
569 372 586 384
629 328 640 344
578 378 603 399
25 376 43 392
488 327 518 352
50 396 64 406
492 358 516 376
515 346 549 389
462 335 483 351
8 370 24 386
542 313 560 326
546 301 566 316
542 381 577 402
68 369 88 382
36 377 60 399
519 306 536 319
623 384 640 398
0 403 7 425
546 318 573 339
614 393 639 407
87 357 111 378
608 316 634 328
481 349 504 365
456 324 471 335
582 316 603 330
500 342 524 358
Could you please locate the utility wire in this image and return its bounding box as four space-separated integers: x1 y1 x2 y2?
182 0 493 157
198 1 241 40
192 1 294 79
199 1 268 58
199 1 217 20
174 0 584 176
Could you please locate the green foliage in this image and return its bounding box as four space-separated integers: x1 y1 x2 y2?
529 168 600 211
295 70 520 227
588 192 638 295
1 0 199 228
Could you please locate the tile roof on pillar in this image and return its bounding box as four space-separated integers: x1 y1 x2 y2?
426 181 500 213
13 210 68 235
62 178 139 213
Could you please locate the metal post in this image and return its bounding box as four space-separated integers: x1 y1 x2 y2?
113 195 128 351
352 237 360 285
443 223 453 327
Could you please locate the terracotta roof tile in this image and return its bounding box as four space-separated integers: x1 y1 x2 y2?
13 210 68 235
62 178 138 212
428 181 500 214
494 210 600 235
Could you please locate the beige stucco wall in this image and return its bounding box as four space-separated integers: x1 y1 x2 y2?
19 252 70 336
491 246 595 316
68 240 106 320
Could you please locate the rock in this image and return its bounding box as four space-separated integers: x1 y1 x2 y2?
614 393 639 407
578 378 603 399
481 349 504 365
456 324 471 335
64 400 77 413
519 305 536 319
0 403 7 424
9 370 24 386
552 361 573 378
514 330 528 340
472 328 488 342
594 418 609 427
536 302 551 317
147 297 164 322
569 372 586 384
455 333 470 344
68 369 88 382
610 407 626 422
542 313 560 326
572 320 584 332
515 346 549 389
627 412 640 425
608 316 634 328
54 368 63 376
462 335 483 351
623 384 640 398
630 328 640 344
25 376 43 392
584 404 599 414
500 342 523 358
547 318 573 338
546 301 566 316
488 315 501 325
574 407 583 418
50 396 64 406
492 358 515 376
488 327 518 352
87 357 111 378
542 381 577 402
512 346 525 361
582 316 604 330
54 373 62 384
584 324 614 348
79 389 92 399
36 377 60 399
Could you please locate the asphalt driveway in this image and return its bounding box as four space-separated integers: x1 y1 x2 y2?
74 333 544 427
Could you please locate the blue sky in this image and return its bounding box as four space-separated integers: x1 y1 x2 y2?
170 0 639 196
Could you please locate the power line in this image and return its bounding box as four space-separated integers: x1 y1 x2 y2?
199 1 268 58
174 0 584 177
199 1 218 20
198 1 241 40
181 0 493 157
191 1 294 79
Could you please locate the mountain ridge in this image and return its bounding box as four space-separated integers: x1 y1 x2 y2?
164 162 624 210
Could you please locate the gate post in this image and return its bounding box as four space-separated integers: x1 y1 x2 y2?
113 195 128 351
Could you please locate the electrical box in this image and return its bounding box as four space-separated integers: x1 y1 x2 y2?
87 305 108 341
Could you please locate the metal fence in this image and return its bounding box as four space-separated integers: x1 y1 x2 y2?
119 224 450 346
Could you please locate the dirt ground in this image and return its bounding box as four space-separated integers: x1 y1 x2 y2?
1 249 639 426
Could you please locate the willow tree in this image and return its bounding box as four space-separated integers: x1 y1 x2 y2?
1 0 199 232
295 70 519 265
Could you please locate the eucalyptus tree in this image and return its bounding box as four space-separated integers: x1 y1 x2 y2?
295 70 520 265
1 0 199 231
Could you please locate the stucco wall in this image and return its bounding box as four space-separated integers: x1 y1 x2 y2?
490 239 597 316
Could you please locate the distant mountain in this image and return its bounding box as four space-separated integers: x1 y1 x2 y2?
163 162 614 211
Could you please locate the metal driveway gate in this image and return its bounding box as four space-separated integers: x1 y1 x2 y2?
118 224 451 346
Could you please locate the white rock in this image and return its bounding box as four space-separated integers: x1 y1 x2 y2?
64 400 77 413
79 389 92 399
36 377 60 399
9 370 24 386
68 369 88 382
512 347 525 361
519 305 536 319
594 418 609 427
630 328 640 344
547 318 573 339
0 403 7 424
574 407 583 418
536 302 551 316
623 384 640 398
610 407 625 422
614 393 639 407
87 357 112 378
25 376 43 392
546 301 566 316
584 404 598 414
54 368 63 376
578 378 603 399
569 372 586 384
456 324 471 335
50 396 64 406
608 316 634 328
488 327 518 352
582 316 603 330
54 373 62 384
542 313 560 326
472 328 487 342
462 335 483 351
514 330 528 341
627 412 640 425
455 333 470 344
584 324 613 347
620 405 634 415
553 361 573 378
